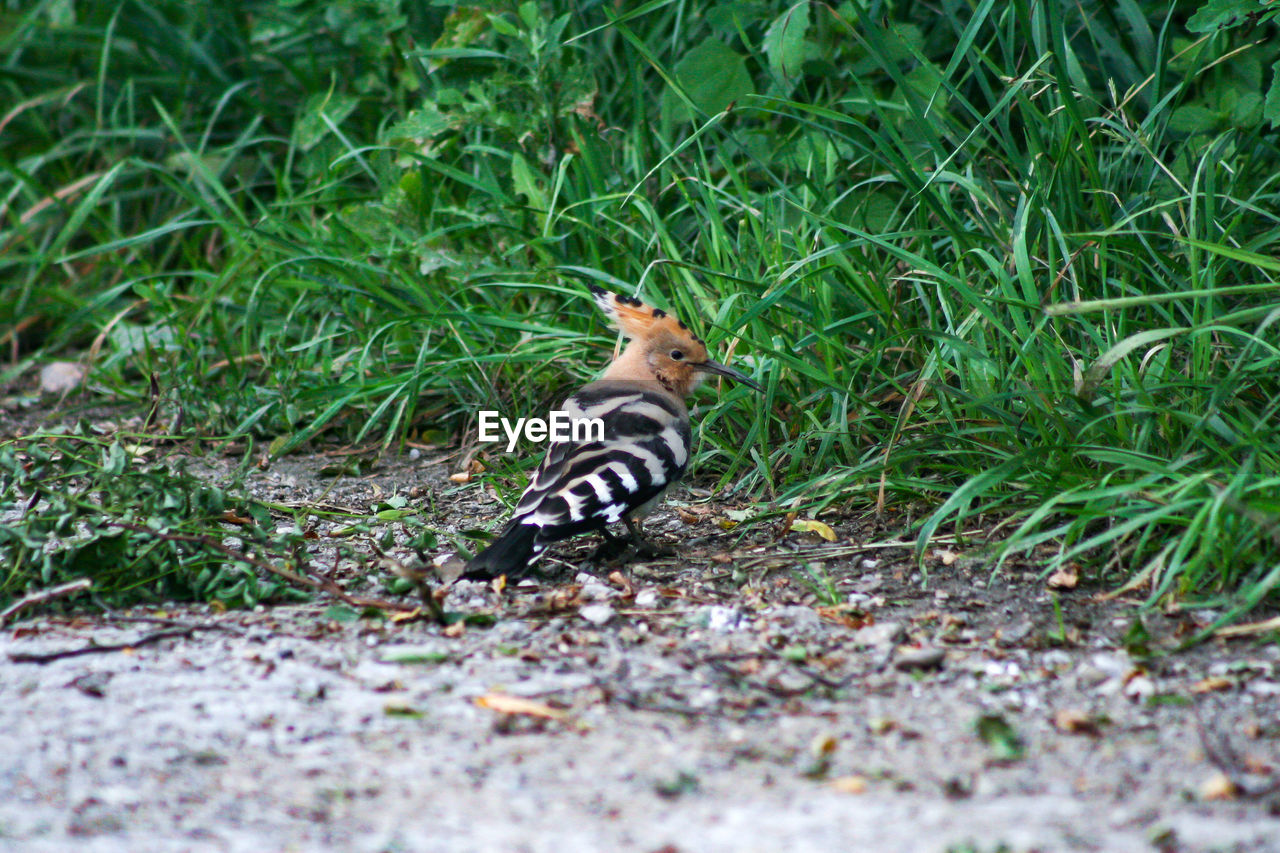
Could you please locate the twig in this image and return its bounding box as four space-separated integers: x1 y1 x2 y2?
99 614 248 636
8 627 198 664
0 578 92 626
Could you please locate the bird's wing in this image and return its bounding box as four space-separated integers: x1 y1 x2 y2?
509 381 691 538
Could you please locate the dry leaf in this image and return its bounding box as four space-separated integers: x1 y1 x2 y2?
448 471 471 484
1048 565 1079 589
608 571 633 596
475 694 566 720
934 548 960 566
389 608 423 624
791 518 837 542
1053 708 1101 736
810 733 838 758
443 622 465 638
1199 770 1238 801
816 604 869 630
1191 676 1233 693
717 518 738 531
677 508 699 524
829 775 867 794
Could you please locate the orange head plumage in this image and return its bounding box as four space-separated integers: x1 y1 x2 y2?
589 285 760 398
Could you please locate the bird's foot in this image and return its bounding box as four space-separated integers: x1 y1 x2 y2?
589 533 632 564
630 538 675 559
624 517 674 560
589 534 674 564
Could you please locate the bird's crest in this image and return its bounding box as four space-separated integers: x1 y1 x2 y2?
589 285 703 346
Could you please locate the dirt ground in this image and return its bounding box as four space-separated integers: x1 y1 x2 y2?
4 424 1280 852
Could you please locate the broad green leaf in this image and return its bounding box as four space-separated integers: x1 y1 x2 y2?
385 104 454 141
511 152 548 210
1230 90 1263 127
428 7 489 70
1265 61 1280 127
1167 104 1219 134
1187 0 1274 32
763 2 811 90
296 93 359 150
660 40 756 125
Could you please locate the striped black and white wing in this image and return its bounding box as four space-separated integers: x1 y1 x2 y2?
510 380 691 545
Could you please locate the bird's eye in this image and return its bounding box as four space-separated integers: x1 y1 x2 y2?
669 349 684 361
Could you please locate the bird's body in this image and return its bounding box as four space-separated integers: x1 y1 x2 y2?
463 286 758 580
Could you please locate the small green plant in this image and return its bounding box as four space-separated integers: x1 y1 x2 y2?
0 429 312 610
798 562 842 607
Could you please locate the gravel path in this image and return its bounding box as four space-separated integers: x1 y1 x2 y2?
4 587 1279 851
3 446 1280 851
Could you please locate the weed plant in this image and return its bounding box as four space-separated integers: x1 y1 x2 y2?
3 0 1279 627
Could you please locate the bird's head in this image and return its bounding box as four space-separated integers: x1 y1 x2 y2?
590 285 760 398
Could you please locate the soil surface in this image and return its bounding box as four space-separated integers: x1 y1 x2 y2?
4 407 1280 852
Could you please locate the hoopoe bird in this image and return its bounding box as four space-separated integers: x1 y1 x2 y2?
463 285 760 580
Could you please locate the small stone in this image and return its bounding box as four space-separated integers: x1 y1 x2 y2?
579 604 614 626
692 605 745 632
40 361 85 394
765 605 821 631
997 620 1035 647
1123 675 1156 702
766 667 813 694
634 588 660 608
855 621 905 648
894 646 946 671
579 582 613 602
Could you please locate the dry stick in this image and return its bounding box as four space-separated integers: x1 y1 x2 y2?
100 614 248 636
8 627 200 664
0 578 93 626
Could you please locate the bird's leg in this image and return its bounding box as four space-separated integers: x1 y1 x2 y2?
589 527 631 562
624 517 675 559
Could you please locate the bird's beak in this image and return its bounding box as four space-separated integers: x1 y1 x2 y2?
697 360 762 392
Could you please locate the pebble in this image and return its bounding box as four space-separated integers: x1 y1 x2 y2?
765 605 821 632
579 604 614 626
39 362 85 394
634 588 661 609
1123 675 1155 702
894 646 946 671
854 621 905 648
693 605 745 633
997 619 1035 647
579 582 613 602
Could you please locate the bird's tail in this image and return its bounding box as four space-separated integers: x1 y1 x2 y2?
463 521 539 580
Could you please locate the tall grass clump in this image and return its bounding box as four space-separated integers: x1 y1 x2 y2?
4 0 1280 625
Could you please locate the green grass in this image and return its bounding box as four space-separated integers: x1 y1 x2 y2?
3 0 1280 630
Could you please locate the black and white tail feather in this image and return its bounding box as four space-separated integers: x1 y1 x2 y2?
463 286 759 580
